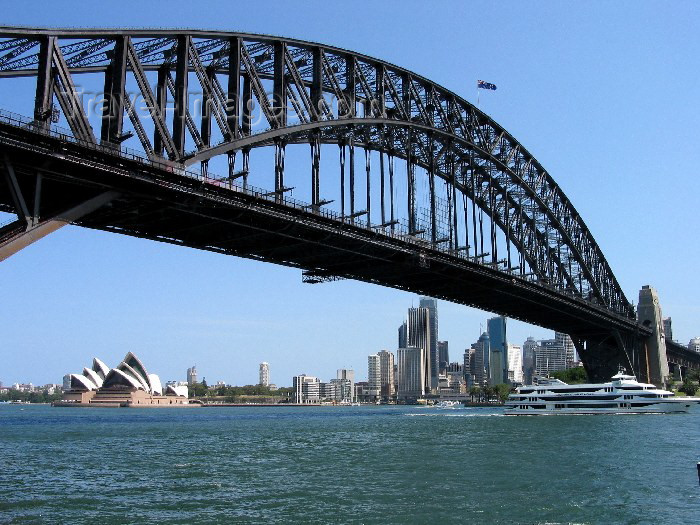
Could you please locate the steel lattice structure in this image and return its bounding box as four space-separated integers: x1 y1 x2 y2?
2 28 695 381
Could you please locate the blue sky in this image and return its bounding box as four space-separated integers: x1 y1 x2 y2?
2 1 699 386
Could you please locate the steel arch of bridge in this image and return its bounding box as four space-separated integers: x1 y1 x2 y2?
0 27 654 379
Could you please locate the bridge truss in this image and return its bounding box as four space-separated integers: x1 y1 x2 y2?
1 28 694 381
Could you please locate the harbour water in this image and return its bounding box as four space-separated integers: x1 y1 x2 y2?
1 404 698 524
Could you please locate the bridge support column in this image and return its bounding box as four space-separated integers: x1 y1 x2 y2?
1 152 118 262
637 285 670 387
573 332 635 383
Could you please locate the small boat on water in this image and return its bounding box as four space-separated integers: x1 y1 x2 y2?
504 371 699 415
435 400 460 409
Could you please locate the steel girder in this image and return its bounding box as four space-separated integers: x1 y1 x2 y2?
0 27 632 322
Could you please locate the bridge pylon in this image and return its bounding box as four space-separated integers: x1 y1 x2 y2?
637 285 670 387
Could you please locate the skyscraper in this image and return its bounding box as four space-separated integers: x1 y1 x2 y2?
663 318 673 341
377 350 395 400
398 321 407 350
419 297 439 390
555 332 576 367
507 344 523 384
463 347 475 387
293 374 320 404
397 346 425 400
186 365 197 385
535 339 567 376
437 341 449 375
407 306 432 393
259 362 270 387
487 316 508 385
471 332 490 387
367 354 381 401
522 337 538 385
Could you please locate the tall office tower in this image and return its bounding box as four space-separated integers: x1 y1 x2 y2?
377 350 395 399
534 339 567 377
419 297 439 390
293 374 321 403
398 321 408 350
507 344 523 384
487 316 508 385
463 347 475 386
437 341 449 374
259 362 270 387
555 332 576 367
337 369 355 402
186 365 198 385
663 318 672 341
522 337 538 385
397 346 425 400
407 306 432 393
471 332 490 387
367 354 381 401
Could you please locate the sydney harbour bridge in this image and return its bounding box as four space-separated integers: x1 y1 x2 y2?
0 28 696 384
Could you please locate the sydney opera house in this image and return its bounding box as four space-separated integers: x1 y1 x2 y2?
57 352 190 407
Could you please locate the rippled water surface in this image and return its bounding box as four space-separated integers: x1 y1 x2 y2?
1 404 698 524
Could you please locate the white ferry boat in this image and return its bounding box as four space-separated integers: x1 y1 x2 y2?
505 371 699 415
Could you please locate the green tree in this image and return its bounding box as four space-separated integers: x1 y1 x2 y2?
469 386 480 403
494 383 512 403
679 378 698 396
551 367 589 384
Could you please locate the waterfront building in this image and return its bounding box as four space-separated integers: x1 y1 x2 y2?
445 362 466 394
507 344 523 384
337 369 355 402
397 346 425 401
259 362 270 387
406 306 432 393
471 332 490 387
437 341 449 375
663 318 673 341
378 350 395 401
534 339 567 377
522 337 538 385
368 354 381 402
689 337 700 353
487 316 508 385
187 365 198 385
293 374 320 404
329 378 353 403
419 297 439 391
555 332 576 368
60 353 188 406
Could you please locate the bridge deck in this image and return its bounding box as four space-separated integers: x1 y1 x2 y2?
0 119 645 342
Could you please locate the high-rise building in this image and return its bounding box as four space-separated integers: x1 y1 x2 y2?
186 365 198 385
397 346 425 400
522 337 538 385
471 332 490 387
293 374 320 403
555 332 576 367
367 354 381 401
378 350 395 400
398 321 408 350
534 340 567 377
463 347 475 387
437 341 449 374
337 369 355 402
663 318 673 341
407 306 432 393
259 362 270 387
419 297 439 390
329 378 353 402
507 344 523 384
487 316 508 385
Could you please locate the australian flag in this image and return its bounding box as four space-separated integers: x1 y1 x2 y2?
478 80 497 91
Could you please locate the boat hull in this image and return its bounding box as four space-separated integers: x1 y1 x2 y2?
505 399 698 415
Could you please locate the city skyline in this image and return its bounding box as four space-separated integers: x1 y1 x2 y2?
2 1 700 386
